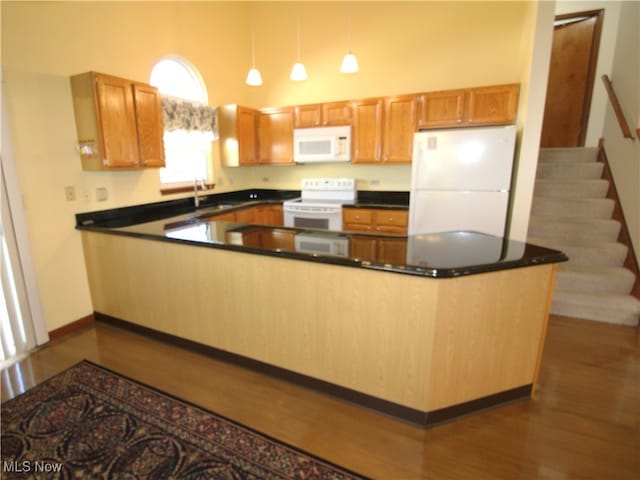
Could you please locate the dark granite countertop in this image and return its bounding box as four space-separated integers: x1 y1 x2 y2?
75 190 567 278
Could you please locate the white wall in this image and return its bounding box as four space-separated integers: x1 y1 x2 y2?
601 0 639 258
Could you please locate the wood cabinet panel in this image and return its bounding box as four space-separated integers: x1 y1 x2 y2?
351 98 384 164
234 207 258 224
349 235 407 264
95 75 140 168
417 84 519 129
343 208 408 235
417 89 467 128
70 71 165 170
349 236 377 261
383 95 417 163
218 105 259 167
377 238 408 264
132 83 165 167
322 101 352 126
258 107 294 165
237 107 259 165
466 84 519 125
294 104 322 128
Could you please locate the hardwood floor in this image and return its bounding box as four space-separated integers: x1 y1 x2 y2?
2 315 638 479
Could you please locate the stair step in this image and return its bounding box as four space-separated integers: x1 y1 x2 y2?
528 217 621 242
539 147 599 163
556 266 636 294
527 237 628 268
531 197 615 219
551 290 640 326
536 161 604 180
533 179 609 198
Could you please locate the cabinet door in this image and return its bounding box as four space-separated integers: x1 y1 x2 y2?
132 83 165 168
294 104 322 128
265 204 284 226
349 236 377 262
235 207 258 224
322 101 352 126
343 208 373 231
351 98 383 163
417 89 466 128
383 95 417 163
377 238 407 265
373 209 408 235
258 107 294 164
466 84 519 125
262 229 295 251
95 74 140 168
237 107 259 165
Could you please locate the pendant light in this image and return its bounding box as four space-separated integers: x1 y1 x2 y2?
246 18 262 86
290 10 307 81
340 2 359 74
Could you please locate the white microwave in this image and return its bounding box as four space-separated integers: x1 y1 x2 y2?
293 125 351 163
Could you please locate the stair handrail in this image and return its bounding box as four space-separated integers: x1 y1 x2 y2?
601 75 635 140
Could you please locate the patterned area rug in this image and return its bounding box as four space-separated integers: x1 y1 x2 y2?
1 360 368 479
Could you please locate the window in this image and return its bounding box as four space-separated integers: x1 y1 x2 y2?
149 57 215 192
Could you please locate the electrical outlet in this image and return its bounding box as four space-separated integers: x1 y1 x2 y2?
96 187 108 202
262 177 269 182
64 186 76 201
370 179 381 186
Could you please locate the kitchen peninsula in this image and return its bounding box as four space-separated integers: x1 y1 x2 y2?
76 191 567 426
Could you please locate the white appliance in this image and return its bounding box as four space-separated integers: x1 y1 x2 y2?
294 232 350 257
293 126 351 163
409 125 516 237
283 178 357 230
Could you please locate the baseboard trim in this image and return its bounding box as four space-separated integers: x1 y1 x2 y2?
95 311 532 427
48 314 95 341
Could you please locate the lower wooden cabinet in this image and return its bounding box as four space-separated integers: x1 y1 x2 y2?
350 235 407 265
343 207 408 235
202 204 283 227
230 227 295 251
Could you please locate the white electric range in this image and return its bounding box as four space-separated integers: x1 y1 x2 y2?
283 178 357 231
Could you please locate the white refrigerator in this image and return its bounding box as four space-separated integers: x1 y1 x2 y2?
408 125 517 237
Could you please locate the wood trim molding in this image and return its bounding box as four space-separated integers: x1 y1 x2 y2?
602 75 634 140
48 314 95 341
598 139 640 299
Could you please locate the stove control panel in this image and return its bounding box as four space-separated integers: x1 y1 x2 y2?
301 178 356 192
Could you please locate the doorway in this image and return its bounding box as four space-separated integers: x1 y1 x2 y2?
540 10 604 147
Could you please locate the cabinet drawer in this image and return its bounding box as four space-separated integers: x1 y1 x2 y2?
374 210 408 227
343 208 373 225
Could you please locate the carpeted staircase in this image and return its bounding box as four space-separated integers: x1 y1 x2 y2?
528 147 640 326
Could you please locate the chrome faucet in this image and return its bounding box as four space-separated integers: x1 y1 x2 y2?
193 178 207 209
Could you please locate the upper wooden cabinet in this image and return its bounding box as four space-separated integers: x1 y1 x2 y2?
417 84 519 129
258 107 294 165
382 95 418 163
218 105 259 166
466 84 519 125
294 101 352 128
70 71 165 170
351 98 384 163
294 104 322 128
417 89 467 128
321 101 352 126
352 96 417 164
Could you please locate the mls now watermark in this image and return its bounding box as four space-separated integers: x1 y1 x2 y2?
2 460 63 474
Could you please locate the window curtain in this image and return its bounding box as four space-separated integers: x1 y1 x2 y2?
161 96 217 135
